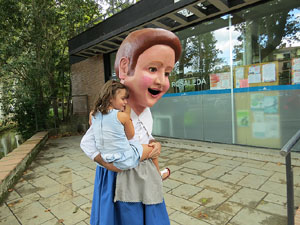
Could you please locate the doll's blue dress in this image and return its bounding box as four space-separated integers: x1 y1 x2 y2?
90 166 170 225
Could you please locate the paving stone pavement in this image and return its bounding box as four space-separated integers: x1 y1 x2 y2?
0 135 299 225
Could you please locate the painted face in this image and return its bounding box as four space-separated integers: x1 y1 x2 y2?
110 89 128 112
124 44 175 111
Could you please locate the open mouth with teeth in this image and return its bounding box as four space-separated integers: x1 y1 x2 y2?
148 88 161 96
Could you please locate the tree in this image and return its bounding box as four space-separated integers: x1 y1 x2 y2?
0 0 102 138
233 0 300 64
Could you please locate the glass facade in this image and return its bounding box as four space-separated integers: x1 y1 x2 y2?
111 0 300 150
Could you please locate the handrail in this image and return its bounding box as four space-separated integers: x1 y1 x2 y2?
280 130 300 157
279 129 300 225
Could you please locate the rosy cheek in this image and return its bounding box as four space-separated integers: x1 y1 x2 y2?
162 78 170 92
141 76 154 87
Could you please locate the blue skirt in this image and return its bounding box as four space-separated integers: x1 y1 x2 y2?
90 165 170 225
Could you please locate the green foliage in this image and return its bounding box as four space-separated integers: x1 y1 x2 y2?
0 0 102 138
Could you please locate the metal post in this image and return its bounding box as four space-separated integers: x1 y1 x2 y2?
286 153 295 225
280 129 300 225
229 14 236 144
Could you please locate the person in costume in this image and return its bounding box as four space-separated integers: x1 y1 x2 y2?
90 79 170 178
80 28 181 225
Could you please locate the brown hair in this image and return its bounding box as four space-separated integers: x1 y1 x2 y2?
114 28 182 77
92 80 129 115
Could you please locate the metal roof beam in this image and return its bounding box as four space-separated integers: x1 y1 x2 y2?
208 0 229 10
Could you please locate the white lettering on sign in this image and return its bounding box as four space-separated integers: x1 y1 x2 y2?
171 78 207 88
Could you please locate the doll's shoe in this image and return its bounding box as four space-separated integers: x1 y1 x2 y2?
161 168 171 181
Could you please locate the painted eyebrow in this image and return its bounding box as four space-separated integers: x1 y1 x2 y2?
147 61 163 66
148 61 174 70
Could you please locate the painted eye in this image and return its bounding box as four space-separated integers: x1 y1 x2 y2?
149 67 157 72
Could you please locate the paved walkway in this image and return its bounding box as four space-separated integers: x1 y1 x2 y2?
0 135 300 225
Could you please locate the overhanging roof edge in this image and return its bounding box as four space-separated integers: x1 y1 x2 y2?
68 0 199 56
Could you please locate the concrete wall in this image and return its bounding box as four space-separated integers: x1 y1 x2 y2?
70 54 105 131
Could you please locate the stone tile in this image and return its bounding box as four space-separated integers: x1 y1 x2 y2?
166 206 176 215
202 166 232 179
161 163 182 173
64 161 86 170
0 215 20 225
190 189 227 209
72 196 90 206
75 221 88 225
29 166 50 177
47 172 60 180
230 207 286 225
170 184 202 200
170 219 181 225
14 202 54 225
234 166 274 177
28 175 59 188
264 193 287 206
84 218 90 224
22 169 44 181
0 203 13 220
219 170 248 184
164 193 199 214
259 181 287 197
240 160 267 169
41 218 63 225
163 186 171 194
74 168 95 180
216 201 243 216
84 175 95 184
57 172 84 185
190 155 214 163
14 182 41 198
179 167 200 175
7 193 41 211
257 201 287 217
163 179 183 189
268 172 286 184
229 187 266 208
165 165 182 173
76 185 94 201
170 211 210 225
197 179 241 198
263 162 286 173
170 171 205 185
39 189 77 208
166 158 192 167
170 152 187 158
206 153 233 160
5 189 22 202
181 160 214 171
80 201 92 215
190 207 233 225
50 200 89 225
237 174 268 189
85 163 97 171
293 175 300 187
293 166 300 176
210 158 242 168
37 183 68 198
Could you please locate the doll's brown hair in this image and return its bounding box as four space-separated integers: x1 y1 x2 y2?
92 80 129 115
114 28 182 77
